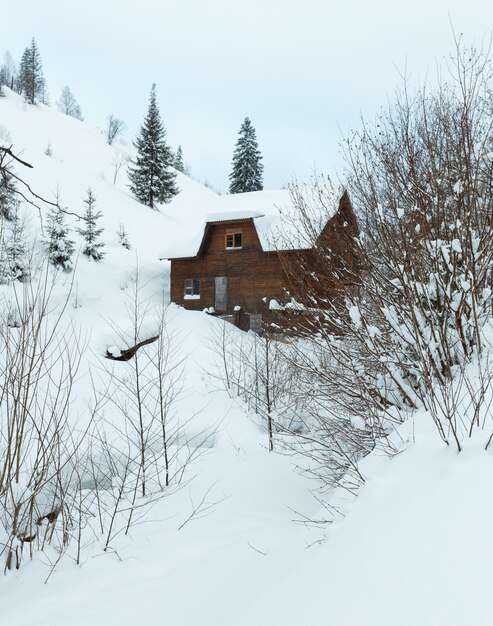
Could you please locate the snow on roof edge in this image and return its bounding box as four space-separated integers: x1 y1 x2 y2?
206 210 266 222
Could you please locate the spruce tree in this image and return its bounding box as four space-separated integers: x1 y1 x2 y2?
0 170 18 220
0 207 28 284
5 207 29 281
174 145 185 173
0 51 17 94
77 188 105 261
128 84 178 208
45 205 75 271
229 117 264 194
0 234 9 284
0 218 9 284
18 38 47 105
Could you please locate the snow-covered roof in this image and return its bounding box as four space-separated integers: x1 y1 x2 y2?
164 187 343 258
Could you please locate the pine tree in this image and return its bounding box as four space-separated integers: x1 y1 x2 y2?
45 205 75 271
0 207 28 283
5 207 29 281
18 38 47 105
174 145 185 173
77 188 105 261
0 51 17 93
0 170 18 220
229 117 264 194
128 84 178 208
56 86 83 120
0 221 9 284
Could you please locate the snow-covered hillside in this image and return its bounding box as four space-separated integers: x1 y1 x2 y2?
1 88 493 626
1 86 222 314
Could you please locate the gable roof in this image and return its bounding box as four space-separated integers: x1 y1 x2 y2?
163 186 344 259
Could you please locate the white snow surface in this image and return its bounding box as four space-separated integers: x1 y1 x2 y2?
1 87 493 626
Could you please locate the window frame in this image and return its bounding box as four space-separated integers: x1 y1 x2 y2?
225 230 243 250
184 278 201 298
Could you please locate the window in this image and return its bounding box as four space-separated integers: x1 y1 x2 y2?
225 230 243 249
184 278 201 299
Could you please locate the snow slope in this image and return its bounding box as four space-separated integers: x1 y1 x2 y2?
0 86 221 311
1 88 493 626
237 417 493 626
4 337 493 626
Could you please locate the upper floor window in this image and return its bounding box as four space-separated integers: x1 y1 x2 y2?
225 229 243 249
184 278 201 299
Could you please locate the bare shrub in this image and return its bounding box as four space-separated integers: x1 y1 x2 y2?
0 266 90 571
212 321 307 451
91 269 215 550
105 115 125 146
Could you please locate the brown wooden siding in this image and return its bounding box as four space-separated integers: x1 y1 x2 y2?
169 195 361 317
199 218 263 255
171 247 289 312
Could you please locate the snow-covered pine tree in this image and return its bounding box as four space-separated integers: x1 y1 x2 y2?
128 84 178 208
0 207 28 284
0 221 9 284
1 63 8 94
45 205 75 271
18 38 47 105
0 169 18 220
5 207 29 281
56 86 83 120
0 51 17 93
77 188 105 261
174 145 185 173
229 117 264 194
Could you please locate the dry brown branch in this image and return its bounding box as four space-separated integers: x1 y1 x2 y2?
0 145 33 169
105 335 159 361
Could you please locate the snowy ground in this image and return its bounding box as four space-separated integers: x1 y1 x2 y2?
4 350 493 626
2 88 493 626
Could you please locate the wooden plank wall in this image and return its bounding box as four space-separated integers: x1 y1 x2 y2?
170 197 361 317
170 219 292 312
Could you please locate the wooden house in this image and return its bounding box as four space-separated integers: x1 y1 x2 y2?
166 188 360 331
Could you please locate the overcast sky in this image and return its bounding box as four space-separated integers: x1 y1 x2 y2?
2 1 493 192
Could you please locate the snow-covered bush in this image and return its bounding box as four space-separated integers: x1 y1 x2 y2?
284 43 493 452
